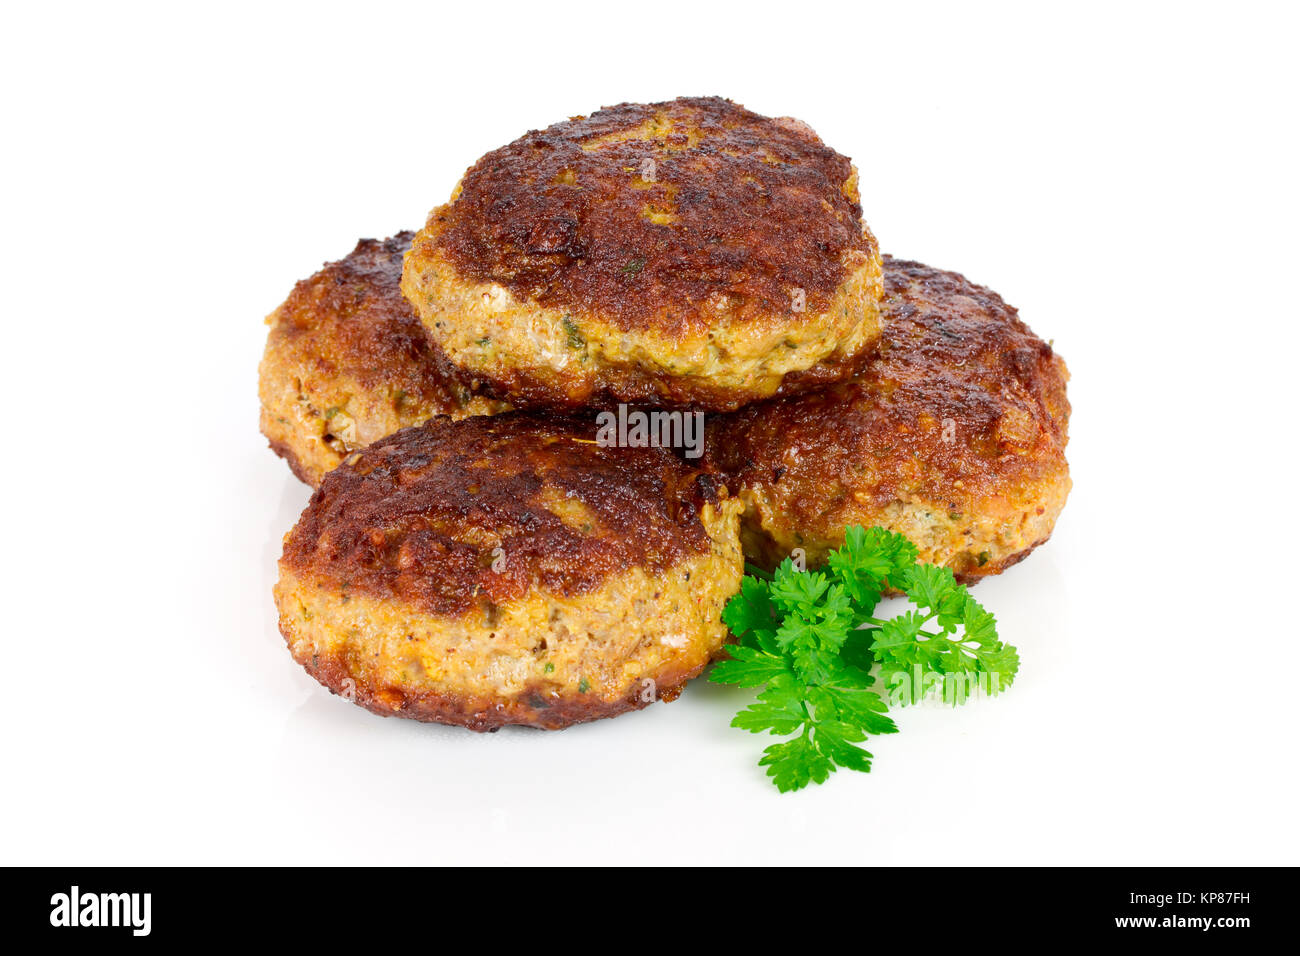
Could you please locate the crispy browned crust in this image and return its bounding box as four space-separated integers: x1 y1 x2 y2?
259 232 508 482
447 348 879 412
265 435 318 487
266 232 490 408
281 413 724 617
423 96 871 336
296 647 699 732
705 257 1071 576
955 540 1044 584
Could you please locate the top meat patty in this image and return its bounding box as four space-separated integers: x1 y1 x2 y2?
705 257 1072 580
258 232 508 486
401 96 884 411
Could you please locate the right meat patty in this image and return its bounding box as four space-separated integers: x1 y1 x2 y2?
704 256 1072 580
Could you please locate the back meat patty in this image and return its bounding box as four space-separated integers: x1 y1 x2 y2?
704 257 1072 580
258 232 508 487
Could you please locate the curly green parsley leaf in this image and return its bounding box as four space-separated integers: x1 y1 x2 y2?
711 526 1020 791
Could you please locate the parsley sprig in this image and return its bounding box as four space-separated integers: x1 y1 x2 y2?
711 526 1020 792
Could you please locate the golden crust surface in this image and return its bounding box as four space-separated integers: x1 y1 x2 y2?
276 541 739 731
276 414 743 730
705 257 1072 579
402 97 884 410
258 233 508 486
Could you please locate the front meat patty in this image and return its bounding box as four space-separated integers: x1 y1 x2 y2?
275 413 744 730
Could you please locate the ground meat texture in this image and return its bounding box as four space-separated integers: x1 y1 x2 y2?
703 257 1071 581
258 232 507 486
401 97 884 411
275 414 744 730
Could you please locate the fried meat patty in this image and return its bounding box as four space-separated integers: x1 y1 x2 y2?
401 96 884 411
704 257 1071 580
275 414 744 730
258 233 508 486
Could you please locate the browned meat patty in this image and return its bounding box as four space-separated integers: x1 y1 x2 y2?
401 96 884 411
258 232 507 486
274 414 744 731
704 257 1071 581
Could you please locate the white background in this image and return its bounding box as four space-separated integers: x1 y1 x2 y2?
3 1 1297 865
